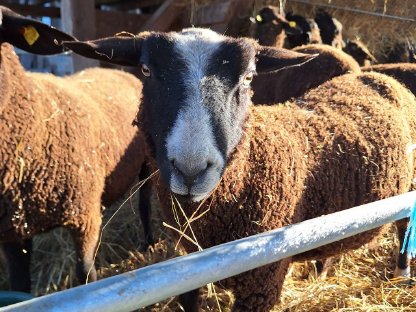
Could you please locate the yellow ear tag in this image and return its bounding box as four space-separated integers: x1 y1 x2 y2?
289 21 297 28
255 15 263 22
22 26 40 46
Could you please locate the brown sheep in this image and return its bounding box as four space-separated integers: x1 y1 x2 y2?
252 43 361 104
344 38 377 66
385 41 416 64
251 6 301 48
362 63 416 96
285 12 322 48
64 29 416 311
0 7 151 292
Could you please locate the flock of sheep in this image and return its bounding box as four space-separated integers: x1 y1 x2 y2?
1 4 416 312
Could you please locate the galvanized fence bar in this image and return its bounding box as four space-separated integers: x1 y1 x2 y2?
2 191 415 312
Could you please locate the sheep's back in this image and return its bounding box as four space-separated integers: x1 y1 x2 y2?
291 72 416 259
225 71 415 260
251 44 361 105
362 63 416 96
1 66 143 240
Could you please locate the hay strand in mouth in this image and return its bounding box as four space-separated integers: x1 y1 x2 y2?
162 194 224 311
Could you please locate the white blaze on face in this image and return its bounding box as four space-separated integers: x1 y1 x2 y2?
166 28 225 200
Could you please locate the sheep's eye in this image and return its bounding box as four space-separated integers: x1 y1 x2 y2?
243 73 254 87
141 64 151 77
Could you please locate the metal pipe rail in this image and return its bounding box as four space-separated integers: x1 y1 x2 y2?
2 191 416 312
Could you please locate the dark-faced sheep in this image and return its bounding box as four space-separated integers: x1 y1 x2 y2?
0 7 152 292
386 41 416 64
252 6 301 48
315 9 345 49
285 12 322 48
64 29 416 312
344 38 377 66
252 43 361 104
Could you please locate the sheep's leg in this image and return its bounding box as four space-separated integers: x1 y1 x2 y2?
69 215 101 285
394 218 411 278
138 161 154 248
2 239 32 292
178 288 200 312
315 257 334 279
230 258 291 312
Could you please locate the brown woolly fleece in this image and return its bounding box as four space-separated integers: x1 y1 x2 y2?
252 44 361 105
362 63 416 96
147 72 416 311
0 43 145 280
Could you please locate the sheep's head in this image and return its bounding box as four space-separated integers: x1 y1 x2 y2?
315 10 345 49
387 41 416 63
63 28 316 202
344 39 377 66
285 13 322 48
252 6 302 47
0 6 74 54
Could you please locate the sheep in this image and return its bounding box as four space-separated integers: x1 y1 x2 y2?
0 7 152 292
252 43 361 104
344 38 377 66
63 28 416 312
285 12 322 48
251 5 301 48
252 7 374 71
314 9 345 49
362 63 416 96
386 41 416 63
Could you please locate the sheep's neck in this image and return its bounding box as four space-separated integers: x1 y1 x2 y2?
0 43 38 189
0 43 33 118
0 43 12 116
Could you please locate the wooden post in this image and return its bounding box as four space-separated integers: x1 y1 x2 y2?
61 0 99 72
140 0 183 32
225 0 255 37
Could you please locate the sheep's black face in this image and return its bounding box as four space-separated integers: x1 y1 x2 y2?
285 14 321 48
253 6 301 47
61 28 316 202
137 29 256 202
315 11 344 49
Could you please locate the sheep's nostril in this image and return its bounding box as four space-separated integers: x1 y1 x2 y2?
169 158 214 189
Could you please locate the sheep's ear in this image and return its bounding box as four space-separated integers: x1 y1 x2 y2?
256 46 318 74
62 36 142 67
0 6 75 55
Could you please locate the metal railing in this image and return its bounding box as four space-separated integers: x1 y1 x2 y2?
2 191 415 312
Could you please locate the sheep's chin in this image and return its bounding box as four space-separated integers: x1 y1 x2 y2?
170 191 210 203
169 171 221 203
